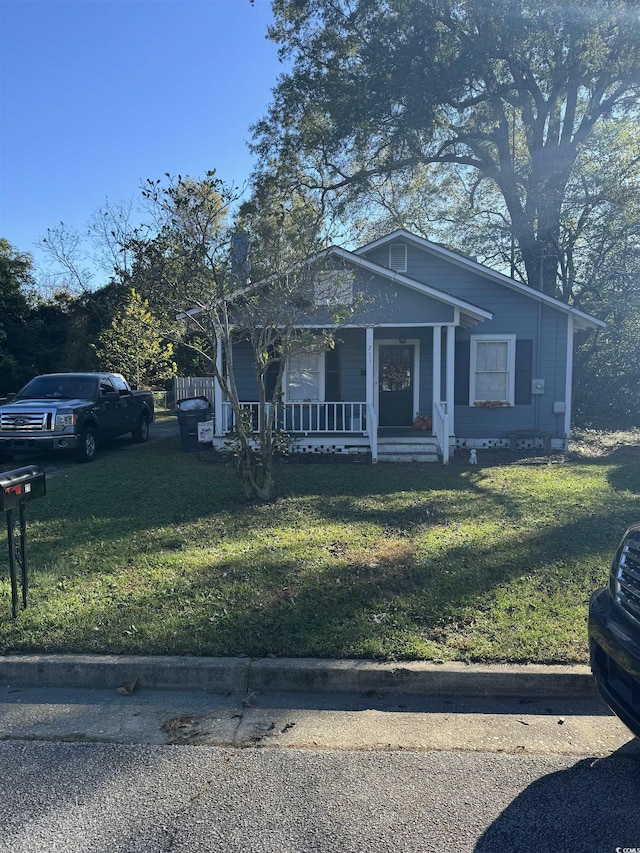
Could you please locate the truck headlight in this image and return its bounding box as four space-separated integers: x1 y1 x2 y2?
54 413 77 430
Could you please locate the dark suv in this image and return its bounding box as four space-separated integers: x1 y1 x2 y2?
589 523 640 738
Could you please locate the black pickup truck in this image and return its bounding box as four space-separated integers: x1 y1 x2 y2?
590 523 640 739
0 373 154 462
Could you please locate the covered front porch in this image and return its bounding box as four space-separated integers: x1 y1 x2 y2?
209 326 458 463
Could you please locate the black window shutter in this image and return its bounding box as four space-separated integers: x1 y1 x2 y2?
454 340 470 405
265 359 280 399
325 345 341 401
515 340 533 405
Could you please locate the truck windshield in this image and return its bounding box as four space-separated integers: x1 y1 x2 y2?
17 377 98 400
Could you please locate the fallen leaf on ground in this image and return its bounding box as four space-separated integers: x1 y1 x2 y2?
116 678 138 696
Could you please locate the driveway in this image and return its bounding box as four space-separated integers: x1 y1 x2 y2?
0 415 179 478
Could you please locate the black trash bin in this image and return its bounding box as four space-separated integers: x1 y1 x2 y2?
176 396 212 452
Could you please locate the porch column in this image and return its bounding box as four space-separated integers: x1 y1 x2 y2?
446 325 455 436
365 328 375 409
432 326 442 411
564 313 573 444
365 327 377 462
214 337 224 436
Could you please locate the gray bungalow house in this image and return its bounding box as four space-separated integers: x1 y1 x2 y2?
202 229 605 462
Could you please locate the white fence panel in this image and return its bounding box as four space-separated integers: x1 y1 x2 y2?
174 376 216 408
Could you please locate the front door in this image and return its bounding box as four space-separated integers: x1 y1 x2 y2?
378 345 414 427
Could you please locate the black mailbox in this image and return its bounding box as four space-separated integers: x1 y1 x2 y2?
0 464 46 617
0 465 46 511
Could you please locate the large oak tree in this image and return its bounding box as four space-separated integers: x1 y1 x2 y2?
254 0 640 298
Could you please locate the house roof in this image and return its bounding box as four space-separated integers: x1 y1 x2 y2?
355 229 606 331
325 245 493 327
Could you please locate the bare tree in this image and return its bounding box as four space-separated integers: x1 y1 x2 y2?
130 172 354 501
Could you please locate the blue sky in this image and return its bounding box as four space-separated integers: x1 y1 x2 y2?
0 0 281 279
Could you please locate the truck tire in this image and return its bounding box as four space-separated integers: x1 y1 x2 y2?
77 426 97 463
132 415 150 443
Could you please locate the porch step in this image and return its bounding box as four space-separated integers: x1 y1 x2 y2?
376 438 440 463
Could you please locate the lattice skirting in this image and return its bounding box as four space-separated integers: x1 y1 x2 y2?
455 437 566 451
210 436 370 455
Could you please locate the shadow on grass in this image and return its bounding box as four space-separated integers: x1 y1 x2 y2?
18 443 600 535
604 444 640 496
2 438 640 658
163 501 638 659
7 487 639 659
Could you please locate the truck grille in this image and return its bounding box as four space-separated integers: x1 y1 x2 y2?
0 412 50 432
614 530 640 625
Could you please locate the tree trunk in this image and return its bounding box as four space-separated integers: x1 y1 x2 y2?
235 433 275 502
519 232 564 298
511 199 565 299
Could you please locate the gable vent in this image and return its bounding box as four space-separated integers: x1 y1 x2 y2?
389 243 407 272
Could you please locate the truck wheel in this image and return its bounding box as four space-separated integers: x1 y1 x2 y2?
132 416 149 443
77 427 97 462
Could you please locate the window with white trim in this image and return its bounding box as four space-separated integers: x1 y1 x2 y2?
470 335 516 406
286 351 325 401
388 243 407 272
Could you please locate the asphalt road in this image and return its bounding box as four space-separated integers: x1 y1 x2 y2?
0 739 638 853
0 686 637 852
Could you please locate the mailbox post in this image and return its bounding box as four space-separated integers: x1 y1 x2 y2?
0 465 46 617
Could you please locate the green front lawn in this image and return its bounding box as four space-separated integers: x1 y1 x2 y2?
1 430 639 663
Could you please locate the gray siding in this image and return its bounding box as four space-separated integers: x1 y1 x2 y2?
361 241 571 440
232 332 369 403
300 264 456 326
336 328 366 401
451 300 568 440
423 329 435 417
230 241 573 441
353 272 456 325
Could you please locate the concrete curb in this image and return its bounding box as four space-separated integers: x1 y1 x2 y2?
0 654 598 700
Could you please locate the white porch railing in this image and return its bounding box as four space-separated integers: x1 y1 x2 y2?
218 400 447 463
433 400 450 464
221 402 368 435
